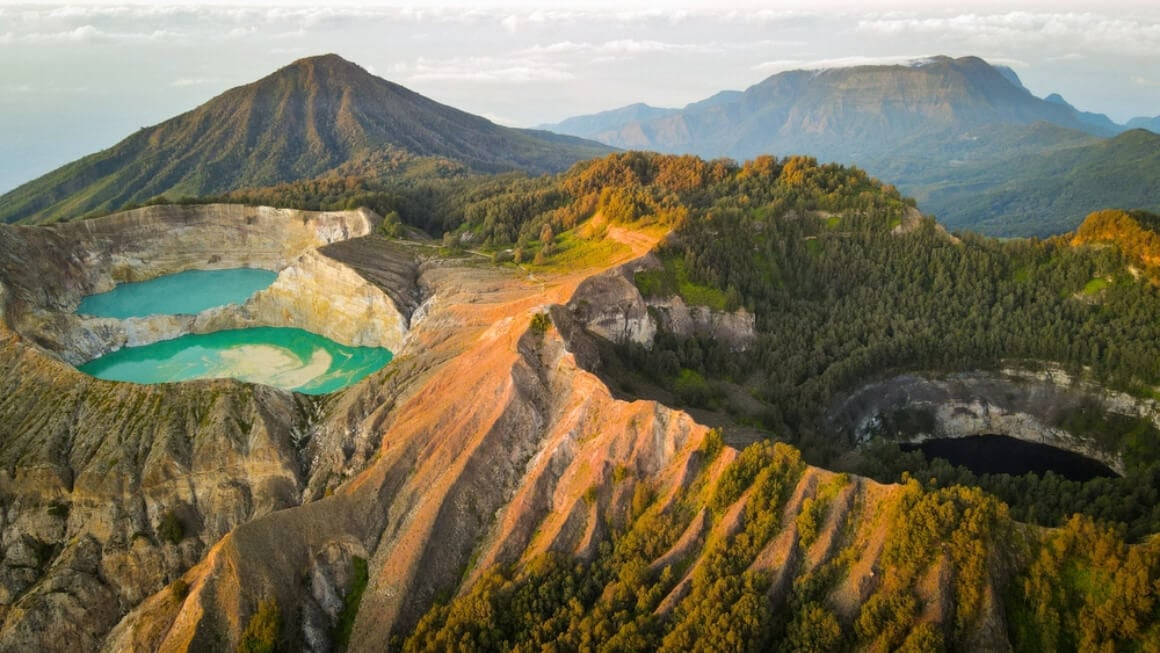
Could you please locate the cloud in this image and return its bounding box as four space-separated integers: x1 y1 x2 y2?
752 55 936 73
0 83 95 96
519 39 716 58
1132 76 1160 88
169 78 224 88
394 56 575 84
7 24 186 44
857 12 1160 56
479 112 520 126
597 39 709 55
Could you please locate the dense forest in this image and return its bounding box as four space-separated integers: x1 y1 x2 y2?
402 439 1159 652
165 151 1160 649
188 151 1160 539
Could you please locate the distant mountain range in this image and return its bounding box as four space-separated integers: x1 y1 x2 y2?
541 56 1160 236
0 54 611 224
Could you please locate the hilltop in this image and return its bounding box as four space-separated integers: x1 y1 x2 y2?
0 54 610 225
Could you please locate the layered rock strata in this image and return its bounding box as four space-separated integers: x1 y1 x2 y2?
567 253 755 350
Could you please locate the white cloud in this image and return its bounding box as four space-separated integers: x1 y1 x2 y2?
857 12 1160 56
519 39 715 57
8 24 186 44
0 83 96 96
597 39 706 55
752 54 935 72
1133 76 1160 88
395 56 575 83
169 78 224 88
479 111 519 126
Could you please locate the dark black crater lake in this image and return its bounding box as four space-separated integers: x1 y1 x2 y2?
901 435 1117 481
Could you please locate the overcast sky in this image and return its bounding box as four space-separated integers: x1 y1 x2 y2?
2 1 1159 193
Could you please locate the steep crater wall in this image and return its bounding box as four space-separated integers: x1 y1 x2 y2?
0 204 419 364
828 367 1160 474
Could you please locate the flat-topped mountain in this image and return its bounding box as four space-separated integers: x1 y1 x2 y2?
0 54 611 225
542 56 1160 235
543 56 1117 161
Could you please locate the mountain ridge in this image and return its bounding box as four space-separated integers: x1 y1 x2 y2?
918 128 1160 236
543 55 1122 154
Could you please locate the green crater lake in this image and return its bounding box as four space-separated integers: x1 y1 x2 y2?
78 268 277 318
78 327 394 395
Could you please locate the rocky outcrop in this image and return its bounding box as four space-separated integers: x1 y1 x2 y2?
648 295 756 351
567 253 755 349
0 331 308 652
829 367 1157 473
198 249 408 350
568 266 657 346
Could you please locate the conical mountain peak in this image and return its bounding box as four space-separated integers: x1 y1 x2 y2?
0 55 609 224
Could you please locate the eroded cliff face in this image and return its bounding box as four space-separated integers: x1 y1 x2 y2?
830 368 1158 473
567 253 755 350
0 331 308 652
88 227 1024 653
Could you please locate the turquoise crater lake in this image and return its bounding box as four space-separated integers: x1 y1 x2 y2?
78 327 394 395
77 268 277 318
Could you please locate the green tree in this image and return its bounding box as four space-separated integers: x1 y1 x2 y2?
238 598 280 653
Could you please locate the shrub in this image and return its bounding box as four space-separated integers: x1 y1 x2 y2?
158 510 185 545
530 312 551 335
238 597 280 653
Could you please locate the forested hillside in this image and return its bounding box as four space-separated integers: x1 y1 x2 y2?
916 129 1160 236
49 150 1160 651
203 151 1160 542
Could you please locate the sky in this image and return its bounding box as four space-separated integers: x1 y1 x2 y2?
1 1 1159 193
